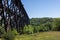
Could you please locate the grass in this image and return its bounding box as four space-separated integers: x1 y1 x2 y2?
0 39 2 40
1 31 60 40
15 31 60 40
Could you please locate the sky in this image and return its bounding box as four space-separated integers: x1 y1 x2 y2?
21 0 60 18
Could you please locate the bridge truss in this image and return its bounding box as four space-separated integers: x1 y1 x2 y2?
0 0 30 33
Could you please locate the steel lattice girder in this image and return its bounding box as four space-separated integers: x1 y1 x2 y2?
0 0 30 33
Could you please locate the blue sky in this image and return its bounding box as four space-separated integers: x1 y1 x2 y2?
22 0 60 18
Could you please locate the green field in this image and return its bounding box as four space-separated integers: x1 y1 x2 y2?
0 39 2 40
15 31 60 40
0 31 60 40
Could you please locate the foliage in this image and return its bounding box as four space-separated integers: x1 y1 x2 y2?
30 17 53 26
23 25 34 34
3 29 19 40
0 25 19 40
30 18 60 32
0 25 6 38
33 26 40 33
22 18 60 34
52 18 60 31
1 17 60 40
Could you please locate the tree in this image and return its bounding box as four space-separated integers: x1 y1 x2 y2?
52 18 60 31
23 25 34 34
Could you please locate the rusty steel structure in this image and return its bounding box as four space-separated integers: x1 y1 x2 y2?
0 0 29 33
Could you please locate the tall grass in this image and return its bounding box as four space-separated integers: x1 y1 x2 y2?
15 31 60 40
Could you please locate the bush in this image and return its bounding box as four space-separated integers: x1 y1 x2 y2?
0 26 6 38
33 26 40 33
23 25 34 34
39 23 52 32
43 22 52 31
3 29 19 40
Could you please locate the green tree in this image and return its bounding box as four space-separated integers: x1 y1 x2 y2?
23 25 34 34
52 18 60 31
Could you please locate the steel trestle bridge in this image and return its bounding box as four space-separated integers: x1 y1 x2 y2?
0 0 30 34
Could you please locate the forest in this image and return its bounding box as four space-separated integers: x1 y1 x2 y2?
30 17 60 31
0 17 60 40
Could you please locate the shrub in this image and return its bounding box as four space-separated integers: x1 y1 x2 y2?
3 29 19 40
0 26 6 38
39 23 52 32
33 26 40 33
23 25 34 34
